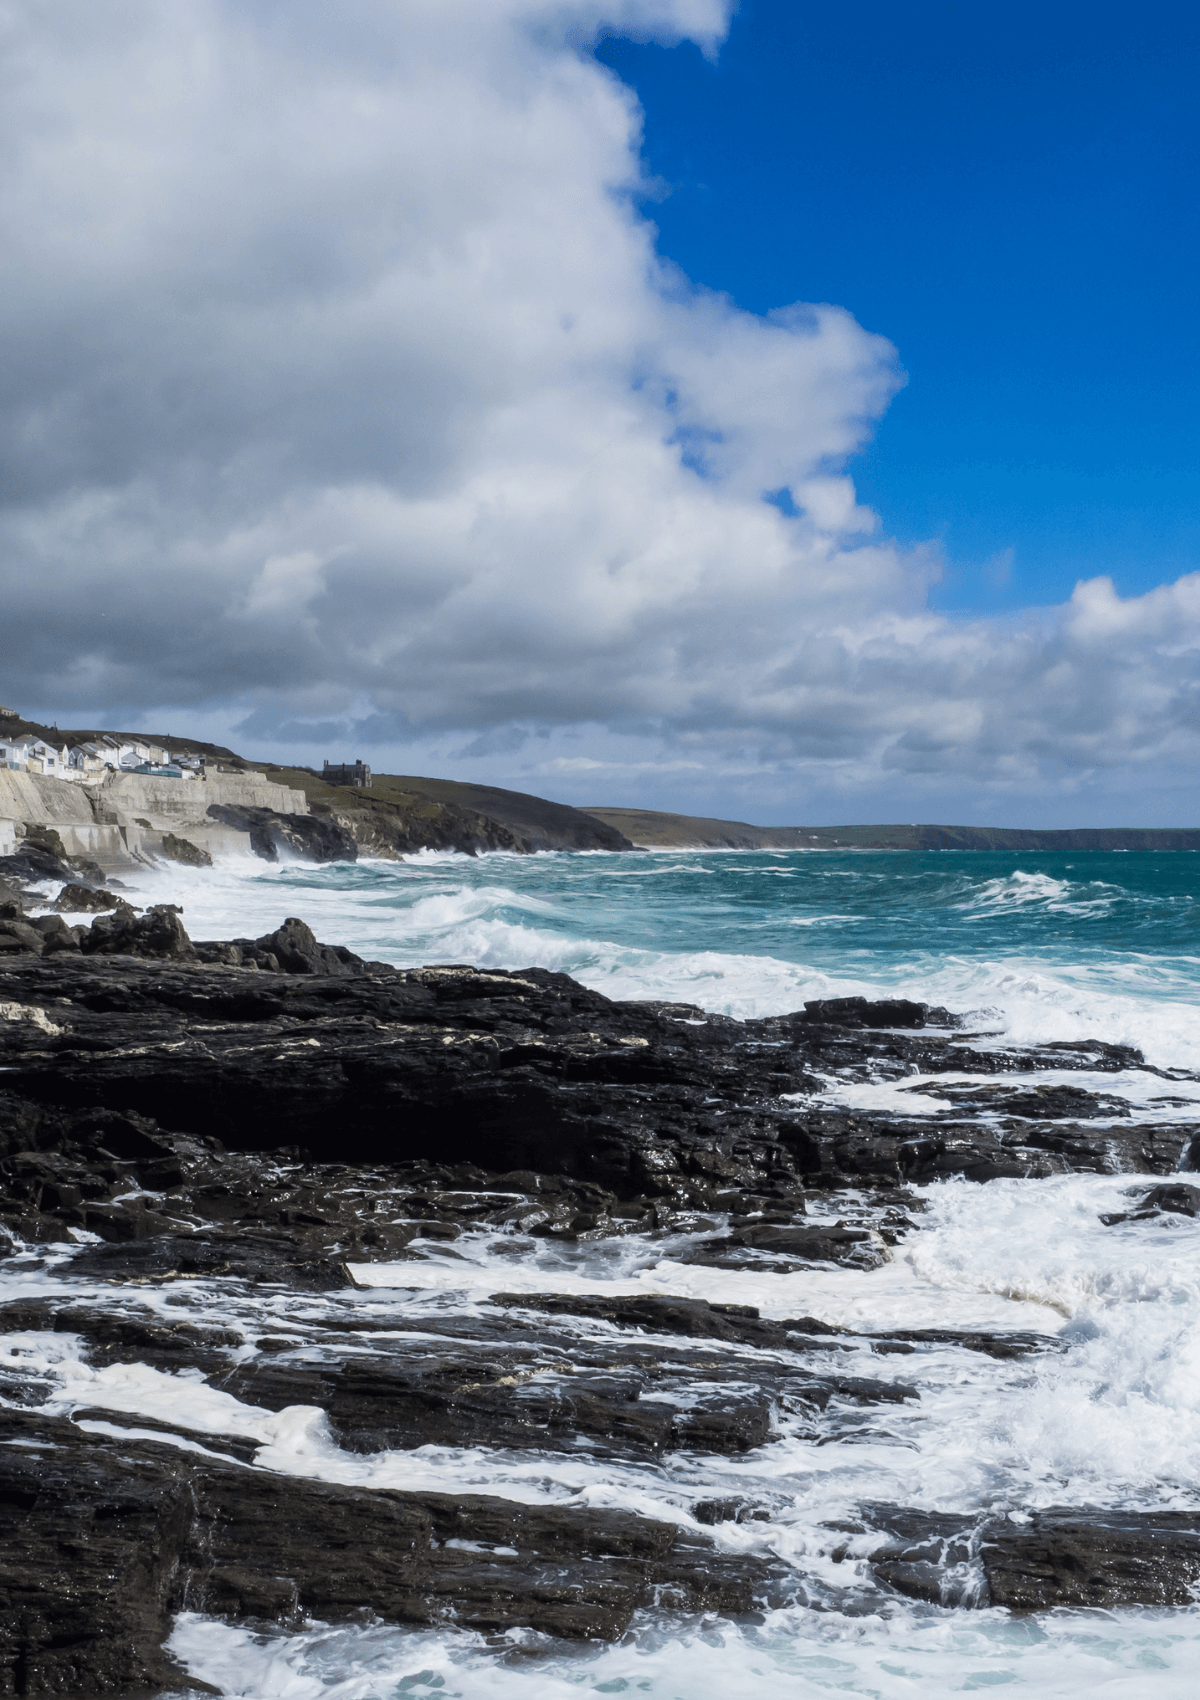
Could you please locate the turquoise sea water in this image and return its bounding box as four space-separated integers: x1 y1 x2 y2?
355 845 1200 974
172 847 1200 1070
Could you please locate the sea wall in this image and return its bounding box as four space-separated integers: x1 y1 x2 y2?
0 768 309 871
0 770 129 865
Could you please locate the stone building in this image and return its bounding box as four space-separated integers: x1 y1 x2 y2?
323 759 372 788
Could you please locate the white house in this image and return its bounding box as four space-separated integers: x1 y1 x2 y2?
65 734 169 772
66 735 197 780
120 738 170 769
1 733 69 775
67 740 115 776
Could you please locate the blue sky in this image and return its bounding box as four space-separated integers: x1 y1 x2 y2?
599 1 1200 613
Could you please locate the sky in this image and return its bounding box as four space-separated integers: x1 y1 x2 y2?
597 1 1200 614
2 0 1198 826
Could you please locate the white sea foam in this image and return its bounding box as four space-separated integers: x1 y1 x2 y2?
8 1172 1200 1696
167 1599 1200 1699
345 1244 1064 1334
954 869 1122 917
29 1173 1200 1523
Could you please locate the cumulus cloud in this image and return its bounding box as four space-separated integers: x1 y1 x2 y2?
1 0 1197 818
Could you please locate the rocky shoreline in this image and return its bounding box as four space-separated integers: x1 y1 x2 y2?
2 895 1200 1695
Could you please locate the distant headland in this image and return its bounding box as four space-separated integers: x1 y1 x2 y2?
582 807 1200 853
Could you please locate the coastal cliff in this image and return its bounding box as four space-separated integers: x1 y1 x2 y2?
254 767 635 858
256 765 635 856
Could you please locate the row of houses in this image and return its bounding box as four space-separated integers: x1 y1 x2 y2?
0 731 204 780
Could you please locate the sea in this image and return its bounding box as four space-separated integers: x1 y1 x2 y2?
11 846 1200 1697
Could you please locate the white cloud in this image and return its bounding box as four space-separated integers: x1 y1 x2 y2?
1 0 1197 820
243 551 326 618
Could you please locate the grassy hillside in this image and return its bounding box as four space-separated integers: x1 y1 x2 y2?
583 808 1200 852
255 768 519 857
580 809 816 849
258 768 634 856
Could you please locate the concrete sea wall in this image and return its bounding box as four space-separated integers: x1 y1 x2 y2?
0 769 309 871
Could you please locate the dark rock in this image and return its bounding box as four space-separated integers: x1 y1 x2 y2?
28 914 81 956
1140 1182 1200 1216
252 915 359 976
0 1413 203 1696
54 882 124 913
206 803 357 863
219 1353 774 1461
5 917 1193 1682
1 953 1192 1189
0 842 74 890
1101 1182 1200 1226
490 1292 793 1348
61 1231 352 1290
693 1498 770 1525
867 1328 1063 1360
77 1107 178 1164
981 1510 1200 1610
22 824 68 862
934 1081 1133 1120
79 902 196 960
160 832 214 867
0 918 45 955
5 1302 244 1364
79 1197 178 1241
734 1222 875 1256
859 1505 1200 1613
0 1409 775 1691
802 996 941 1029
192 917 371 976
65 855 108 887
182 1461 768 1639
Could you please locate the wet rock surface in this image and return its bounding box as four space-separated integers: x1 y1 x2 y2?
0 933 1192 1191
1 920 1198 1691
1099 1179 1200 1226
53 882 124 913
980 1509 1200 1609
204 802 358 864
159 833 213 868
0 1407 775 1694
855 1503 1200 1611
